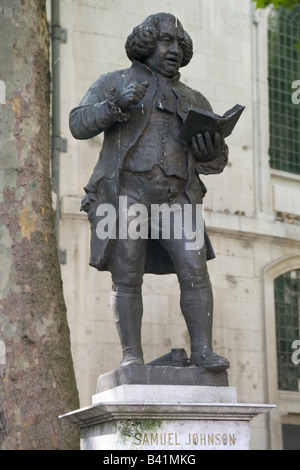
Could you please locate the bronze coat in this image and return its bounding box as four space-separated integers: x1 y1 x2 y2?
69 61 228 273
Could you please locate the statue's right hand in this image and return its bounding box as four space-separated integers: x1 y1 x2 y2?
116 81 149 110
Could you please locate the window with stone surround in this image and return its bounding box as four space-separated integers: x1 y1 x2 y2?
274 269 300 391
268 5 300 175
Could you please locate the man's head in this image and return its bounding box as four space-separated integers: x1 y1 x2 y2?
125 13 193 78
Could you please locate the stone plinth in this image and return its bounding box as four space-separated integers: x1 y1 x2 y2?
60 366 275 450
96 363 229 392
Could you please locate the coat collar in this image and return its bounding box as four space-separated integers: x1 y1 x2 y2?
129 61 192 117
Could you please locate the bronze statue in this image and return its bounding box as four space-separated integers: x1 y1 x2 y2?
69 13 230 372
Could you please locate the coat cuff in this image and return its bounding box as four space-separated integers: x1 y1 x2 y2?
95 88 129 126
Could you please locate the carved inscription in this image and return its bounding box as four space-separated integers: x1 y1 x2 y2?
134 432 236 447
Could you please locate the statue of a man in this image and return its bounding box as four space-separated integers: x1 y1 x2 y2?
69 13 230 372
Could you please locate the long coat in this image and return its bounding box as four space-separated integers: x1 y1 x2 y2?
69 61 228 273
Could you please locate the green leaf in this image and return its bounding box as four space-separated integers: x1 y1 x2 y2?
293 38 300 50
253 0 300 8
253 0 271 8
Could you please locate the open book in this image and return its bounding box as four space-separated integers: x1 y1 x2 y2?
179 104 245 143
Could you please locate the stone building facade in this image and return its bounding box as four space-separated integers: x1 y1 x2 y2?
48 0 300 449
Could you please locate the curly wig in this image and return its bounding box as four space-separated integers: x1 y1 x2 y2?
125 13 193 68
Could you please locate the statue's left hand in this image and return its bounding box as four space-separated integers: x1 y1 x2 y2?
191 131 223 162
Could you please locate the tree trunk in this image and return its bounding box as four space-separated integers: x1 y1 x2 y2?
0 1 80 450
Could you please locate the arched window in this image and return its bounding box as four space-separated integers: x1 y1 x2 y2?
268 5 300 174
274 269 300 391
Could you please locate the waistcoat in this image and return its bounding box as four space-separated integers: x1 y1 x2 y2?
123 74 188 180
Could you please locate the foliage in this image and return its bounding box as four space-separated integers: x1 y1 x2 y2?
253 0 300 9
253 0 300 51
294 38 300 49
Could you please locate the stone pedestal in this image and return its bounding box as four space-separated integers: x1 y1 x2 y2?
60 365 275 450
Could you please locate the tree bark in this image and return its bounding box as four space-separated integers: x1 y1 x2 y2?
0 1 80 450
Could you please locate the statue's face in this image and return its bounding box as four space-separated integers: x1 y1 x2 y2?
143 18 184 78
